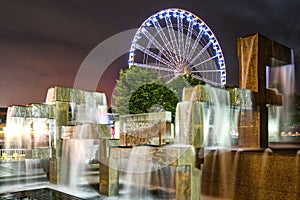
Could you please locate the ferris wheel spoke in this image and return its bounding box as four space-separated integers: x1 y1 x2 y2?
187 29 204 61
134 43 174 68
141 27 176 67
191 69 223 73
192 74 220 86
177 15 184 62
183 19 194 60
165 14 179 60
205 79 221 86
159 73 176 79
152 20 178 64
191 55 218 69
190 40 212 64
133 62 175 72
162 74 178 84
159 72 175 79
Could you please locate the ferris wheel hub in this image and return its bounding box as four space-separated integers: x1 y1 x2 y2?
184 66 191 75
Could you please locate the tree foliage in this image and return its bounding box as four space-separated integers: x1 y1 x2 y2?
113 66 203 120
113 66 161 115
166 74 203 101
129 83 179 121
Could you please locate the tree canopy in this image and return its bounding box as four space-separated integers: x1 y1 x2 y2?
113 66 203 120
113 66 161 115
129 83 179 121
166 74 203 101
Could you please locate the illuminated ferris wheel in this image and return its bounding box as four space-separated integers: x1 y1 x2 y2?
128 8 226 86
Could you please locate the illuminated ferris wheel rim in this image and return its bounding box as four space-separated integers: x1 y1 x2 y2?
128 8 227 86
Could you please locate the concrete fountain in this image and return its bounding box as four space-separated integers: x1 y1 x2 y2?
0 86 107 198
98 33 299 199
0 33 299 200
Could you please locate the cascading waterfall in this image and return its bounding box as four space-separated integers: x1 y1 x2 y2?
122 84 234 199
266 50 295 141
60 138 86 190
1 105 51 192
2 107 26 187
268 105 280 142
4 106 25 149
45 87 107 198
258 148 273 190
122 145 176 199
31 118 50 148
208 150 218 196
204 85 231 149
122 146 154 199
59 120 99 194
46 88 105 197
229 150 241 198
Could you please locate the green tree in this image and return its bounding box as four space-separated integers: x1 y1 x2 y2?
129 83 179 121
113 66 161 115
113 66 202 119
166 74 203 101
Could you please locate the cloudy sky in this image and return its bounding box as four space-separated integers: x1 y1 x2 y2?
0 0 299 107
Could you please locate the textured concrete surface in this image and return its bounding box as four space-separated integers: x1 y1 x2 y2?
202 150 300 200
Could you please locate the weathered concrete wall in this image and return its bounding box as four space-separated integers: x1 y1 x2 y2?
202 150 300 200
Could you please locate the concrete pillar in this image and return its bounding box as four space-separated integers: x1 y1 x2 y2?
237 33 291 148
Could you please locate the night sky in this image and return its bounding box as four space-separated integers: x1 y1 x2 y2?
0 0 300 107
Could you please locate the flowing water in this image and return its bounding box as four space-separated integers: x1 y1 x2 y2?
208 150 218 196
258 148 273 190
229 150 241 198
121 145 176 199
59 125 99 194
205 85 231 149
122 85 236 199
2 60 298 199
1 107 50 193
266 59 295 141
